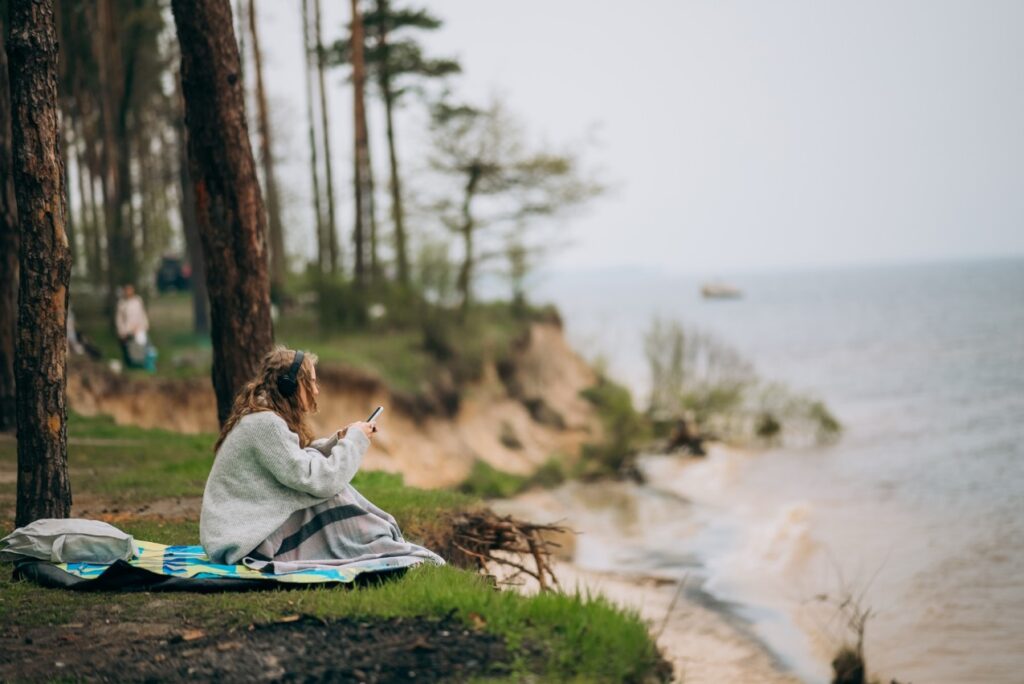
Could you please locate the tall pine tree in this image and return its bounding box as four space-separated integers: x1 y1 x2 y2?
8 0 74 525
0 15 19 434
172 0 275 424
333 2 459 286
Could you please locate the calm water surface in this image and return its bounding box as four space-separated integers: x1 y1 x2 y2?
536 258 1024 683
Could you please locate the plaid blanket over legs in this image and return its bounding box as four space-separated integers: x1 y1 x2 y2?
243 484 445 574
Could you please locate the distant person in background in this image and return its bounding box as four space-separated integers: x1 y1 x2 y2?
115 284 151 369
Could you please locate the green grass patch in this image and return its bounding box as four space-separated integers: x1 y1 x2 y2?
457 460 532 500
456 457 567 500
576 377 651 479
0 416 475 526
0 561 661 682
0 351 666 681
71 284 544 402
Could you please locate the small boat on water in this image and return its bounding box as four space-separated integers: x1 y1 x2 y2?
700 282 742 299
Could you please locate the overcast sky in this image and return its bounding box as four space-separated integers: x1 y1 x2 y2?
253 0 1024 276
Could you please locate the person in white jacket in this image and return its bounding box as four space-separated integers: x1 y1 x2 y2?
199 347 443 571
115 284 150 366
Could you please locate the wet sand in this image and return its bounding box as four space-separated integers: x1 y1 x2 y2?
492 487 803 683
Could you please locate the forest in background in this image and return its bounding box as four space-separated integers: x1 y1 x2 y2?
18 0 599 317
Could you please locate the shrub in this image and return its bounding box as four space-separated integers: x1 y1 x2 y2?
644 318 841 446
577 377 650 479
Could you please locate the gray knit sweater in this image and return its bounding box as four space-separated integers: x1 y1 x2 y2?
200 410 371 565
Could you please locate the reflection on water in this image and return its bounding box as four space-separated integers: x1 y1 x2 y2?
533 258 1024 684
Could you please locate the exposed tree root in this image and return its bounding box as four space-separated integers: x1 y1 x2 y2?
447 510 570 591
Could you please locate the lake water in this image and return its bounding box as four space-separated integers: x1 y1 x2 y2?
535 258 1024 683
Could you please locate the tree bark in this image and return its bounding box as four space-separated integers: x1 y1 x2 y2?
350 0 370 287
247 0 287 296
457 166 481 318
71 77 108 285
301 0 326 275
8 0 73 525
95 0 131 295
375 0 408 287
174 83 209 336
172 0 275 425
73 128 97 281
0 19 20 434
314 0 339 274
83 128 106 285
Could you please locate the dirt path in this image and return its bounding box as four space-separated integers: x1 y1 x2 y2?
70 495 203 521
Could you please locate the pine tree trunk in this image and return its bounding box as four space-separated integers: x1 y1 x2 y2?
175 84 209 336
71 70 108 286
172 0 275 425
247 0 286 296
96 0 129 296
83 132 106 285
350 0 370 287
73 130 97 282
374 0 407 287
457 168 481 318
380 61 408 287
301 0 326 275
367 137 380 283
0 20 20 434
314 0 339 274
115 111 135 284
8 0 73 525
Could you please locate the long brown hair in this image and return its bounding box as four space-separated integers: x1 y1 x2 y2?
214 347 320 452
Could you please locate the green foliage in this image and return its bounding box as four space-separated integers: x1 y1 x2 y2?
429 97 603 311
311 273 369 331
413 237 459 308
577 378 649 479
643 318 842 446
416 302 533 387
456 456 568 500
528 456 568 490
457 460 530 500
328 2 461 99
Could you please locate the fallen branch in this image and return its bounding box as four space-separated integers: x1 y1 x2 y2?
449 510 570 592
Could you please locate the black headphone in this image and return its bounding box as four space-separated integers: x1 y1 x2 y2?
277 350 305 398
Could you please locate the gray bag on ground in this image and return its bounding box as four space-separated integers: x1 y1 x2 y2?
0 518 136 563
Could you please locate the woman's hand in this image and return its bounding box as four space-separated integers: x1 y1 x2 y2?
344 421 377 440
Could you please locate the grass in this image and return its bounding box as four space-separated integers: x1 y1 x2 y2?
576 376 651 479
0 414 474 534
456 458 567 500
0 560 661 681
0 416 666 681
71 289 537 400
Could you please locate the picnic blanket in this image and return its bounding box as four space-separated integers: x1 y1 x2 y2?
13 539 427 592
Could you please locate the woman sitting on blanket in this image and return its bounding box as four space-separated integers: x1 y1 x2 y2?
199 347 444 572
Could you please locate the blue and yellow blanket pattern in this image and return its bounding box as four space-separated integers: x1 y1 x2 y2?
59 540 421 585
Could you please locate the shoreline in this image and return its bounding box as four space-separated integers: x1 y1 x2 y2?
490 471 806 684
547 562 802 683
